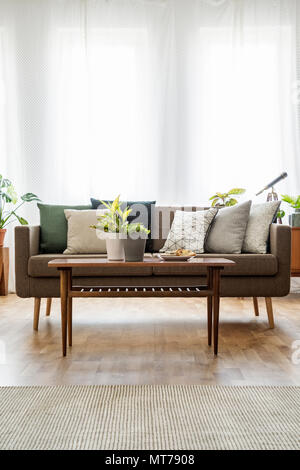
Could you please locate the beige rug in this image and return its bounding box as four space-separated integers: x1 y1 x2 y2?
0 385 299 450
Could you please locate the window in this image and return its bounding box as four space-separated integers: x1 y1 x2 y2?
185 26 292 200
47 27 159 201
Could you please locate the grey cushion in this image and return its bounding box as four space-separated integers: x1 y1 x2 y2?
242 201 281 254
205 201 252 254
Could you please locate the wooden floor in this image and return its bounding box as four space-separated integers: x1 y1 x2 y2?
0 294 299 386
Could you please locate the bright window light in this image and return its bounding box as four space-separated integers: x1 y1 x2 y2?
186 26 292 201
48 27 158 201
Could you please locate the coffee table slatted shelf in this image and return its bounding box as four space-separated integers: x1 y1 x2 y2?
71 285 211 297
49 257 235 357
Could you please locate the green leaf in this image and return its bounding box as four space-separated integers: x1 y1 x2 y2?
277 210 285 219
225 198 238 206
13 213 28 225
1 178 12 188
281 194 300 209
2 192 12 203
281 194 296 204
100 200 112 210
211 199 219 207
7 185 18 204
209 195 219 200
111 195 120 212
228 188 246 195
21 192 40 202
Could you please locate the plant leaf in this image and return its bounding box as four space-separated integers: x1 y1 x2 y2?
277 210 285 219
21 192 40 202
1 178 12 188
225 198 238 206
13 213 28 225
281 194 300 209
228 188 246 195
7 185 18 204
2 192 12 203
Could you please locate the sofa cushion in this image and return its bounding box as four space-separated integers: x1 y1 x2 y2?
28 252 278 278
64 210 106 254
151 206 208 252
242 201 281 254
160 208 217 253
28 254 153 278
152 253 278 276
205 201 251 254
38 203 92 253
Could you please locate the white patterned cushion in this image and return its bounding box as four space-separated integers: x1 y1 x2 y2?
242 201 280 254
160 208 218 253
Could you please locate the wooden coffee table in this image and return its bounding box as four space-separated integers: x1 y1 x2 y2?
48 257 235 357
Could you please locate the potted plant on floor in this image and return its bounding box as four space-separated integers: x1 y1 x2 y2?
91 195 131 260
281 194 300 226
0 175 40 246
124 223 150 262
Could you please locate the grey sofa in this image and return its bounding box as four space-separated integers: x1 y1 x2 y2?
15 205 291 329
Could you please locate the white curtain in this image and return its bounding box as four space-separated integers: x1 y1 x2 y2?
1 0 300 290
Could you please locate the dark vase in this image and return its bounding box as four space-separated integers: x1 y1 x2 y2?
124 238 146 262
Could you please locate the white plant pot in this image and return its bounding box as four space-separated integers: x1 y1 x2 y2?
105 237 124 261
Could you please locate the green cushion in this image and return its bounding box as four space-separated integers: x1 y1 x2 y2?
38 203 92 253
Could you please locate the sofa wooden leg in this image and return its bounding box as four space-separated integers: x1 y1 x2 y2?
253 297 259 316
265 297 274 329
33 298 41 331
46 298 52 316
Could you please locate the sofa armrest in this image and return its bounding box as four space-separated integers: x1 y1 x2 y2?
15 225 40 297
270 224 291 264
269 224 291 294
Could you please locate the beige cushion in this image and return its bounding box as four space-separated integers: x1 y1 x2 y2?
64 210 106 254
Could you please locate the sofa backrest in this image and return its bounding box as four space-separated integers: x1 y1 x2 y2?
152 206 207 252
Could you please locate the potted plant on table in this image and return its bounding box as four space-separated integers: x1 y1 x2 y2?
90 195 131 260
281 194 300 226
124 223 150 262
90 196 150 261
0 175 40 247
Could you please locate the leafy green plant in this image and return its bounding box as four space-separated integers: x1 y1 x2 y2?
0 175 40 229
281 194 300 210
126 222 150 237
91 195 132 233
209 188 246 207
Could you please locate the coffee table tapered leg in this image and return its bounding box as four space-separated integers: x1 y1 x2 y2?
207 267 213 346
67 270 72 347
213 268 221 355
60 269 68 356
